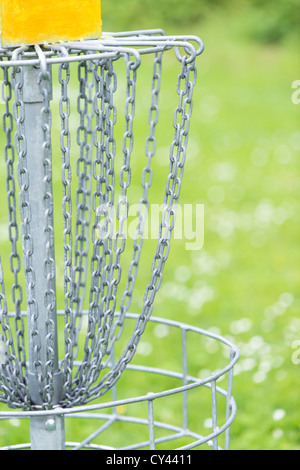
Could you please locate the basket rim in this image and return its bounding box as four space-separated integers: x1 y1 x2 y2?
0 313 239 419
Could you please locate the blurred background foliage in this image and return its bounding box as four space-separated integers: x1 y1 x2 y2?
102 0 300 43
101 0 300 450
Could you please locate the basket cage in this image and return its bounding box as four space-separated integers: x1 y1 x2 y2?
0 30 239 450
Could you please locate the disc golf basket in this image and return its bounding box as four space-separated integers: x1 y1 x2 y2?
0 3 239 451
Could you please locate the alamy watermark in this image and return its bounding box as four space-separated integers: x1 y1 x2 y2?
96 200 204 251
292 80 300 104
291 340 300 365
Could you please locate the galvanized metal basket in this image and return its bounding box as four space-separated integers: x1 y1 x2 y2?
0 314 239 450
0 30 239 450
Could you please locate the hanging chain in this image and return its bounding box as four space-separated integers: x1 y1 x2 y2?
38 68 58 407
88 54 137 390
141 55 197 324
58 60 74 394
86 52 164 400
70 57 118 403
0 40 200 410
90 55 198 401
2 66 27 379
12 65 46 405
85 54 138 401
73 56 93 316
0 259 28 408
107 51 163 358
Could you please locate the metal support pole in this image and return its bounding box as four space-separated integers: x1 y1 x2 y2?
30 410 65 451
22 64 65 449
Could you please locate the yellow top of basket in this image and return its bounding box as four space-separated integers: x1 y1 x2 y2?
0 0 102 46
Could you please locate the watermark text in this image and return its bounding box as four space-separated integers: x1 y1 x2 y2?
96 200 204 251
292 80 300 104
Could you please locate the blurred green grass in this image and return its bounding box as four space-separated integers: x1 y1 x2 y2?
0 2 300 450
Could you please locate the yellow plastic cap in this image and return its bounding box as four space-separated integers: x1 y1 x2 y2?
0 0 102 46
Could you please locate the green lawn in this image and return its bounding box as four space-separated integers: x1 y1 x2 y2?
0 6 299 450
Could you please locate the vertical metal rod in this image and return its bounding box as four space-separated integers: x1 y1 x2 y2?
22 64 64 449
111 345 118 416
211 379 218 451
30 409 65 451
181 328 188 430
147 394 155 450
225 349 235 450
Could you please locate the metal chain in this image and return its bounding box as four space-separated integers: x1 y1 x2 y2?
0 259 28 408
12 64 45 406
87 54 197 402
0 39 199 410
80 52 164 401
58 60 74 395
39 68 58 407
106 51 163 358
73 56 94 317
60 54 96 401
88 54 137 391
70 57 118 403
2 66 27 380
68 53 138 404
143 55 197 313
